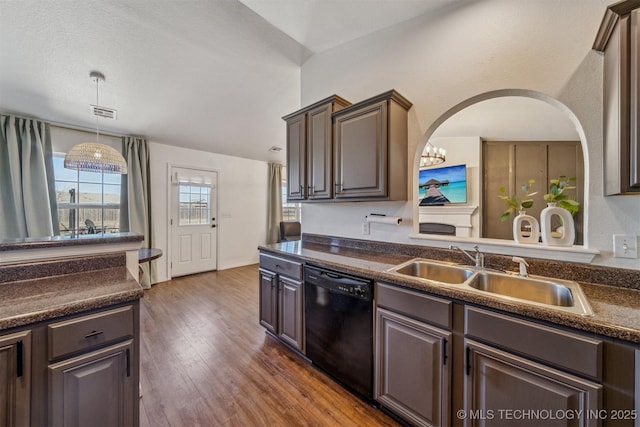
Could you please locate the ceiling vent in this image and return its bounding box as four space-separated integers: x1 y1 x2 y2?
90 104 117 120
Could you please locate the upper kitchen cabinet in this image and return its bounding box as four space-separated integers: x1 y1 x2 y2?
333 90 412 201
594 0 640 195
283 95 351 201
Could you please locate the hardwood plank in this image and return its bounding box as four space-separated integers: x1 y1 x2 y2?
139 264 399 427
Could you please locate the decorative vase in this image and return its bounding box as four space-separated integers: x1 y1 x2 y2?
512 210 540 244
540 203 575 246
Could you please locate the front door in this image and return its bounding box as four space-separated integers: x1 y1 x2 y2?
170 167 218 277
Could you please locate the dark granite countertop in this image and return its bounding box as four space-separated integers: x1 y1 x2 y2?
0 232 143 252
259 241 640 345
0 266 143 331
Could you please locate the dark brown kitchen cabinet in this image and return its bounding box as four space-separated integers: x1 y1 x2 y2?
49 340 135 427
283 95 351 201
46 304 138 427
376 308 451 427
0 330 31 427
464 339 601 427
258 253 304 352
594 0 640 195
333 90 412 200
284 112 307 200
375 282 452 427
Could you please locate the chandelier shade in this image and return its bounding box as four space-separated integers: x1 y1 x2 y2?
64 142 128 174
420 141 446 168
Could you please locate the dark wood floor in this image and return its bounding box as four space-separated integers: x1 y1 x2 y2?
139 264 399 426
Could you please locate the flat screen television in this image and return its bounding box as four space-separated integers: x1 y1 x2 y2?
418 164 467 206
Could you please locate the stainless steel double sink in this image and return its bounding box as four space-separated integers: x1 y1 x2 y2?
387 259 594 316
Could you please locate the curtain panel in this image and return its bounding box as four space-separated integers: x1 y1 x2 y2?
121 137 156 288
0 115 58 238
267 163 283 244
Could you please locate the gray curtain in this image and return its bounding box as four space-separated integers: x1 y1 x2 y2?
267 163 283 244
0 115 58 238
120 137 156 288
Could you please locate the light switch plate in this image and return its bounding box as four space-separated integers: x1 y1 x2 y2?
613 234 638 258
362 221 370 235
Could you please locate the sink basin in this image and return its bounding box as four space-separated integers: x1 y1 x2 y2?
388 259 474 285
386 259 594 316
469 273 573 306
467 272 594 316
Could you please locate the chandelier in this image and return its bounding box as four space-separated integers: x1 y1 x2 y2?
64 71 128 174
420 141 446 168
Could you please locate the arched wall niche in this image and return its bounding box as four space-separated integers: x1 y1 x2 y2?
411 88 591 248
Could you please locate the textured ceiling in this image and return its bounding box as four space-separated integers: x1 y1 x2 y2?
0 0 447 163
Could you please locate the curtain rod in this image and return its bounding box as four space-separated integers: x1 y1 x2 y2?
0 110 129 138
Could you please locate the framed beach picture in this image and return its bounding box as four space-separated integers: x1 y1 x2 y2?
418 164 467 206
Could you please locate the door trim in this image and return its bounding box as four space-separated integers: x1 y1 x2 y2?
166 163 219 280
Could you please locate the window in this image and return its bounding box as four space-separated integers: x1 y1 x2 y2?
281 170 301 221
178 184 211 226
53 153 122 236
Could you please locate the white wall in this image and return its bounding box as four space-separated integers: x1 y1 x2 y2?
300 0 640 270
150 142 268 283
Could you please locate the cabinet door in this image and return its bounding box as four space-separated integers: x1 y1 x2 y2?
307 103 333 199
464 339 601 427
278 276 304 351
49 340 134 427
286 113 307 200
376 308 451 427
259 269 278 334
334 100 388 199
0 330 31 427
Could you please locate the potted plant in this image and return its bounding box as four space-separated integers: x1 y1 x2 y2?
498 179 537 222
543 176 579 215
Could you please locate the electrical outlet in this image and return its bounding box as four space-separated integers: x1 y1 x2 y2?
362 221 370 235
613 234 638 258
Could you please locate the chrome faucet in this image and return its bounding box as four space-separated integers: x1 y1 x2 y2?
512 256 529 277
449 245 484 268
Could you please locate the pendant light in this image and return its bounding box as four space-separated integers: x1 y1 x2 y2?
64 71 128 174
420 141 446 168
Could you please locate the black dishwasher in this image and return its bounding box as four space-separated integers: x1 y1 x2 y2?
304 265 373 400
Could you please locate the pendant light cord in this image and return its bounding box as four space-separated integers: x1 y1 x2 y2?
95 76 100 144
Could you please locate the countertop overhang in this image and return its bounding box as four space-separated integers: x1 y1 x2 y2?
0 266 143 331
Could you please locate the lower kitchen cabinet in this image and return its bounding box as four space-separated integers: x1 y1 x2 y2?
49 340 135 427
277 276 304 351
0 330 31 427
258 253 304 352
259 269 278 334
464 339 601 427
376 308 451 427
0 301 140 426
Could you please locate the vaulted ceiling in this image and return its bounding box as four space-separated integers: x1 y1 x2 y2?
0 0 453 163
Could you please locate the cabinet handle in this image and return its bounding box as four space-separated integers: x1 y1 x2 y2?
126 348 131 377
443 338 448 366
308 185 315 195
334 183 343 193
84 330 104 339
16 340 23 378
465 346 471 376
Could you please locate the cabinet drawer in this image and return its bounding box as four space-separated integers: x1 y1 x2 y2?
48 305 134 360
465 306 603 379
259 253 302 280
376 282 452 329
